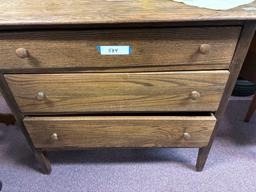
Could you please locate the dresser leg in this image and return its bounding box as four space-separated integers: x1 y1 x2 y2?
196 147 210 171
35 151 52 174
195 24 256 171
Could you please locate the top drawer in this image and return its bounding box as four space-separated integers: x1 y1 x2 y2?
0 27 240 71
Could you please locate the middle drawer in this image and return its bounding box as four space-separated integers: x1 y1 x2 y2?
5 71 229 114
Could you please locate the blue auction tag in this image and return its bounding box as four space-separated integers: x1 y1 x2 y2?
96 46 132 55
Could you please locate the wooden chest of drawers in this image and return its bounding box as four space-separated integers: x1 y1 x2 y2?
0 0 256 174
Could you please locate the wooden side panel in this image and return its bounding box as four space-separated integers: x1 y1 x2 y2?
24 115 216 149
0 27 240 71
196 23 256 171
5 71 229 113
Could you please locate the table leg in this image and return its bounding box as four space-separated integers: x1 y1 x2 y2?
244 94 256 122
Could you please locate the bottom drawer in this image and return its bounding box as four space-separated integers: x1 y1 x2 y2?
24 115 216 149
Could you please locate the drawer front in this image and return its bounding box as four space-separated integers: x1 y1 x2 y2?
5 71 229 114
0 27 240 71
24 115 216 149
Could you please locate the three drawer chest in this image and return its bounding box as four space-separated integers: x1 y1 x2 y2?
1 0 256 174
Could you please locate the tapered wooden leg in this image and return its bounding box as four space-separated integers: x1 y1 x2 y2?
196 119 221 171
35 151 52 174
244 94 256 122
195 24 256 171
196 147 210 171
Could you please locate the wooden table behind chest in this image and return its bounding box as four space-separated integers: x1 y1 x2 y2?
0 0 255 174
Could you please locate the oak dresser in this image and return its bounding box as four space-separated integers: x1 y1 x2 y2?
1 0 256 174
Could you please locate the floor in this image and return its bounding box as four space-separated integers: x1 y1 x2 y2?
0 98 256 192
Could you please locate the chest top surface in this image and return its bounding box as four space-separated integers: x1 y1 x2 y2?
1 0 256 27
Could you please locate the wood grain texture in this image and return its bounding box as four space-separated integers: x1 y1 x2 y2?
0 0 254 174
0 74 51 174
5 71 229 114
24 115 216 149
0 0 256 27
196 23 256 171
0 27 240 71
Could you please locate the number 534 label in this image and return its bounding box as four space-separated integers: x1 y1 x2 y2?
96 46 132 55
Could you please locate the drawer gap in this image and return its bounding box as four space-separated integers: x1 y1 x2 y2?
24 112 214 118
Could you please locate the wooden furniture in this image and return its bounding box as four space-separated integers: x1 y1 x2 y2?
241 33 256 122
1 0 256 174
244 94 256 122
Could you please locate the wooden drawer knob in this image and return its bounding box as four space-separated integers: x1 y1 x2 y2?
36 91 46 100
183 132 191 140
191 90 200 100
50 133 58 141
199 44 210 54
16 48 29 58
